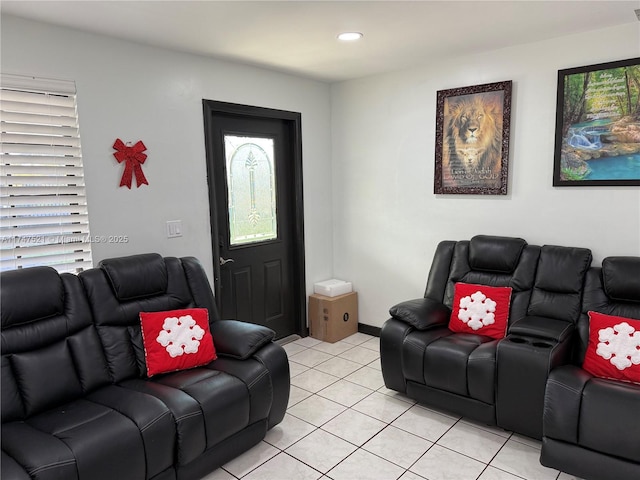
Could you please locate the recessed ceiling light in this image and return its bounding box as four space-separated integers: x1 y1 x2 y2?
337 32 363 42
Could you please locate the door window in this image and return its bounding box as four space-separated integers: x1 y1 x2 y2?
224 135 277 245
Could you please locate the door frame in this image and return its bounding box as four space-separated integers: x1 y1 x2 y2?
202 99 307 337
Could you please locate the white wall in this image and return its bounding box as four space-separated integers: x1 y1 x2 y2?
3 16 639 331
1 15 334 293
331 23 640 329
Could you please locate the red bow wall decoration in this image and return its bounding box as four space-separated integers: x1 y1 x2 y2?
112 139 149 188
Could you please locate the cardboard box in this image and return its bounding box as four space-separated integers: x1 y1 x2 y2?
313 279 353 297
309 292 358 343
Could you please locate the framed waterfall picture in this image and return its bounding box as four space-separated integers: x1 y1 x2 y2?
553 57 640 186
434 80 512 195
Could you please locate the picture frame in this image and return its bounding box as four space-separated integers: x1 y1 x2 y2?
553 57 640 186
434 80 512 195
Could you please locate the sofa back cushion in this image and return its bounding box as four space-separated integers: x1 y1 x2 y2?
1 266 64 326
427 235 540 327
602 257 640 302
576 257 640 362
527 245 592 323
79 254 218 382
1 267 110 422
468 235 526 273
102 253 169 300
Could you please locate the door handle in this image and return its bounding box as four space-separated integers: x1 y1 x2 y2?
220 256 235 266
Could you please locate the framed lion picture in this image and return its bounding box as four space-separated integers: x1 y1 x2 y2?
434 80 512 195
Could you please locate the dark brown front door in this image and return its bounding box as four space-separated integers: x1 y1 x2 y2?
202 101 306 339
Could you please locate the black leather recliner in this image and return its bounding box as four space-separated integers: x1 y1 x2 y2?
1 253 290 480
380 235 591 438
541 256 640 480
1 266 155 480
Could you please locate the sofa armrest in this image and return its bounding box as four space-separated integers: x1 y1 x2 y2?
211 320 275 360
508 315 574 342
2 451 31 480
389 298 450 330
543 365 592 443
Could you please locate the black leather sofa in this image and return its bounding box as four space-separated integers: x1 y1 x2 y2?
1 253 290 480
380 235 592 439
540 256 640 480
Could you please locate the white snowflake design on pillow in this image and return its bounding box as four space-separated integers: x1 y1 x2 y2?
156 315 205 357
596 321 640 371
458 290 497 330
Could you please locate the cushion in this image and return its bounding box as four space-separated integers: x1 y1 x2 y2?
140 308 217 376
210 320 276 359
448 282 512 339
602 257 640 302
101 253 168 300
582 311 640 384
389 298 451 330
0 266 64 328
468 235 526 273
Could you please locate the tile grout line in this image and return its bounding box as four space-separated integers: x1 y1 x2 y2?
213 333 560 480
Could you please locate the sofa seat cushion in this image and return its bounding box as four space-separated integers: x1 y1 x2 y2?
86 385 176 478
579 377 640 463
121 368 251 465
156 369 250 447
206 357 273 424
545 365 640 464
401 327 454 384
423 334 498 404
2 399 146 480
119 377 206 466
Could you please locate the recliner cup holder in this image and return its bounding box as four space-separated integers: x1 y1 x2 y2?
506 336 553 349
507 337 528 344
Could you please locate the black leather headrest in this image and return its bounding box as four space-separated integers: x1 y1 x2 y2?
100 253 168 301
0 266 64 328
602 256 640 302
469 235 527 273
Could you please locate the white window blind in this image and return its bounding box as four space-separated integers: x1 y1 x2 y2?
1 74 93 273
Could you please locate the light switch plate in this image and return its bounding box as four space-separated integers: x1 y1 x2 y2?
166 220 182 238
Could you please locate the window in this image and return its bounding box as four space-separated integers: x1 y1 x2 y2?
1 74 93 273
224 135 278 246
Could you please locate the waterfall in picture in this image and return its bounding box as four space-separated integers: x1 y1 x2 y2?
567 126 603 150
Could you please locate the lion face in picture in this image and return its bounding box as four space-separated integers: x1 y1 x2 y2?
443 94 503 186
453 104 489 145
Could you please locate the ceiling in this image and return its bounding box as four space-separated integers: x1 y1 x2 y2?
2 1 639 82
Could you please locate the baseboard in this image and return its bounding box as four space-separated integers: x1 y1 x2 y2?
276 334 301 346
358 323 381 337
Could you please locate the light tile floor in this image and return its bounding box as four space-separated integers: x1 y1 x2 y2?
202 333 582 480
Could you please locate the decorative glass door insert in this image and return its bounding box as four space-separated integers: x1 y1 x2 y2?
224 135 277 245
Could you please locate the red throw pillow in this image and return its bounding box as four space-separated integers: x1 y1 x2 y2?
140 308 217 376
582 311 640 384
449 282 512 339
